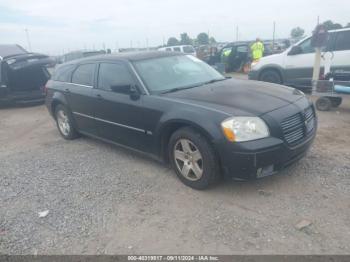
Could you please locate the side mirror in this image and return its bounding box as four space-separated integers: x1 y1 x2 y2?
288 46 302 56
110 84 140 100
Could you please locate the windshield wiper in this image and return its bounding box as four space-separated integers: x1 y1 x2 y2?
161 85 199 94
161 78 227 94
203 78 227 85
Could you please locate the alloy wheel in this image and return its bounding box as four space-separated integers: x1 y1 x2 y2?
57 109 71 136
173 139 203 181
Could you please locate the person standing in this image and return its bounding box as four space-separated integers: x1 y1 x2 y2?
251 38 264 61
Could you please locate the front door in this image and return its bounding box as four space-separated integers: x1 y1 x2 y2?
92 62 153 152
284 37 319 89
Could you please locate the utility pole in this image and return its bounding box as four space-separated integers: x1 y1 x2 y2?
236 26 239 41
272 21 276 50
24 28 32 52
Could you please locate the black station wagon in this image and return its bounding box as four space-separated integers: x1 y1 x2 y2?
46 51 317 189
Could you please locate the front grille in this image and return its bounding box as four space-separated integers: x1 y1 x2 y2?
281 106 315 146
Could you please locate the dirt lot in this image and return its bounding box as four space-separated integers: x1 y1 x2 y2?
0 96 350 255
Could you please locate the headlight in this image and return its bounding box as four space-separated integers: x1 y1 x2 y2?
221 117 269 142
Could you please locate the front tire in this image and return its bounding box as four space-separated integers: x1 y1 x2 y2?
168 127 221 190
316 97 332 111
54 104 79 140
330 97 342 108
260 69 282 84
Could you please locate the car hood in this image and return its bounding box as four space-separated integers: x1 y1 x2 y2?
161 78 304 116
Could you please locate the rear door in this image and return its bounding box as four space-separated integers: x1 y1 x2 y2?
330 30 350 75
65 63 98 135
92 62 153 152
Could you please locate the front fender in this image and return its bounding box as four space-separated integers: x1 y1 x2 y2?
154 108 228 157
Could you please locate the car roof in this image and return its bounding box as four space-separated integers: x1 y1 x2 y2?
329 27 350 33
64 51 182 65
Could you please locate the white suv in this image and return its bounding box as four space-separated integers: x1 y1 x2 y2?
158 45 197 57
249 28 350 91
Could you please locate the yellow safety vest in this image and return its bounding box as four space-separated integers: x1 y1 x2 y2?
251 41 264 60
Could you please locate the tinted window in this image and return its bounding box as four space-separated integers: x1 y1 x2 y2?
165 48 171 51
298 38 315 54
173 47 181 52
335 31 350 51
237 45 248 52
98 63 134 92
183 46 195 53
72 64 95 86
52 65 75 82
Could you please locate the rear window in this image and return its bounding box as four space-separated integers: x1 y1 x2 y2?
335 31 350 51
0 45 27 58
182 46 195 53
52 65 75 82
71 64 95 86
83 51 106 57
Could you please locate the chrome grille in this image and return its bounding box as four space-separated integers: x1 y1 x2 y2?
281 106 315 146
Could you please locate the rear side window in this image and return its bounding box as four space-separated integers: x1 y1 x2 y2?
52 65 75 82
165 48 171 51
334 31 350 51
173 47 181 52
72 64 95 86
183 46 195 53
97 63 135 92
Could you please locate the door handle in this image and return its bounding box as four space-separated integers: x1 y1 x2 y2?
96 94 103 99
65 88 70 93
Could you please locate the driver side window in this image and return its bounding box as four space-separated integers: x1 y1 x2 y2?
97 63 135 93
298 38 315 54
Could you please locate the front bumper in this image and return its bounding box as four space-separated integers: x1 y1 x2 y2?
218 133 316 180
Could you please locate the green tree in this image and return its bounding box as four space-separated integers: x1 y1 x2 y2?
344 23 350 28
322 20 342 30
180 33 192 45
167 37 180 46
197 32 209 45
291 27 305 39
209 37 217 44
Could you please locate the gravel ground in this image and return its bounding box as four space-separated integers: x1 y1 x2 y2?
0 95 349 255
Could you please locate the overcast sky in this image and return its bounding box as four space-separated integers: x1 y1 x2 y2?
0 0 349 55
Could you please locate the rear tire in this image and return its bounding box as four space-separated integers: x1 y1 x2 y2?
330 97 342 108
260 69 282 84
316 97 332 111
54 104 79 140
168 127 221 190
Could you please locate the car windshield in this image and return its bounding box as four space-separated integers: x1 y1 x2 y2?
183 46 195 53
133 55 225 93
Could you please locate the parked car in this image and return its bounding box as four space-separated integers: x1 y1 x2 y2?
249 28 350 92
158 45 196 56
0 44 52 104
60 50 106 64
46 52 317 189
